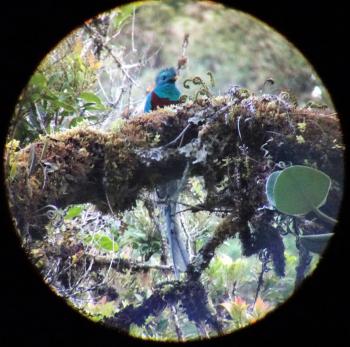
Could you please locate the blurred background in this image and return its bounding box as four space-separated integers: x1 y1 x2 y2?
11 0 332 145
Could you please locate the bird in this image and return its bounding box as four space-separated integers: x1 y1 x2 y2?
144 67 189 279
144 67 181 113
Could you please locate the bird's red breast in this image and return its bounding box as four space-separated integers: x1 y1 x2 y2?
151 92 180 110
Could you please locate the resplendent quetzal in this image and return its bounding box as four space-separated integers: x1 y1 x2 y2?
144 67 181 112
144 67 189 279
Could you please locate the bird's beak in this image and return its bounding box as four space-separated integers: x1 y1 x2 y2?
172 75 178 82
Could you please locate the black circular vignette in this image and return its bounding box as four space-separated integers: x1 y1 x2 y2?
0 0 348 346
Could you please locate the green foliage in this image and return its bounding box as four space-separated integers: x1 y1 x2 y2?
221 296 272 329
64 205 84 220
31 72 47 88
188 176 207 202
20 178 319 341
221 296 249 328
11 0 333 147
8 1 339 341
13 38 106 144
79 92 106 110
85 301 117 321
182 73 214 102
129 1 332 105
110 118 127 132
266 165 338 227
4 139 20 181
265 170 281 206
204 251 252 299
272 165 331 216
121 200 161 260
84 233 119 252
112 2 141 28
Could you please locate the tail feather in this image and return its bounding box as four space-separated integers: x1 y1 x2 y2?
164 203 189 278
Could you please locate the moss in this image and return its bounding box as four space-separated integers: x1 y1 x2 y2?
5 91 344 332
6 92 343 245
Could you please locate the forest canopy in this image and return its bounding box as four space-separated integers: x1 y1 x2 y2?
4 0 343 342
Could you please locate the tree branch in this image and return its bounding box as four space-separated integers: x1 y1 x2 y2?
105 277 222 335
6 95 343 242
92 256 173 274
6 93 344 331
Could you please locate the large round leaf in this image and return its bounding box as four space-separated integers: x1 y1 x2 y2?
265 170 282 206
273 165 331 216
299 233 333 254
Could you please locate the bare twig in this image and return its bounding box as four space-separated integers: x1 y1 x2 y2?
97 76 112 104
171 200 232 215
84 23 140 87
164 123 192 148
69 257 95 294
253 249 271 307
170 305 184 341
175 207 232 215
32 102 48 135
131 6 137 53
177 33 189 73
104 188 118 218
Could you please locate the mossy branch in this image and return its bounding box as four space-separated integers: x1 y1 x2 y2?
105 277 222 335
6 93 343 242
6 92 343 331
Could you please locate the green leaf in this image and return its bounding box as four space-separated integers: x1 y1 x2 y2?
265 170 281 206
84 233 119 252
84 235 93 243
69 116 85 128
84 104 106 111
54 99 76 112
65 205 84 220
273 165 331 216
96 235 119 252
86 116 99 121
31 72 47 88
299 233 333 254
113 3 134 28
79 92 102 105
87 301 116 318
44 90 59 101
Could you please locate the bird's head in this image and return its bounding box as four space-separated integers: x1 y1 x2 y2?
155 67 178 86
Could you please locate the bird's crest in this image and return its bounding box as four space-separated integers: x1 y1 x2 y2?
155 67 177 85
